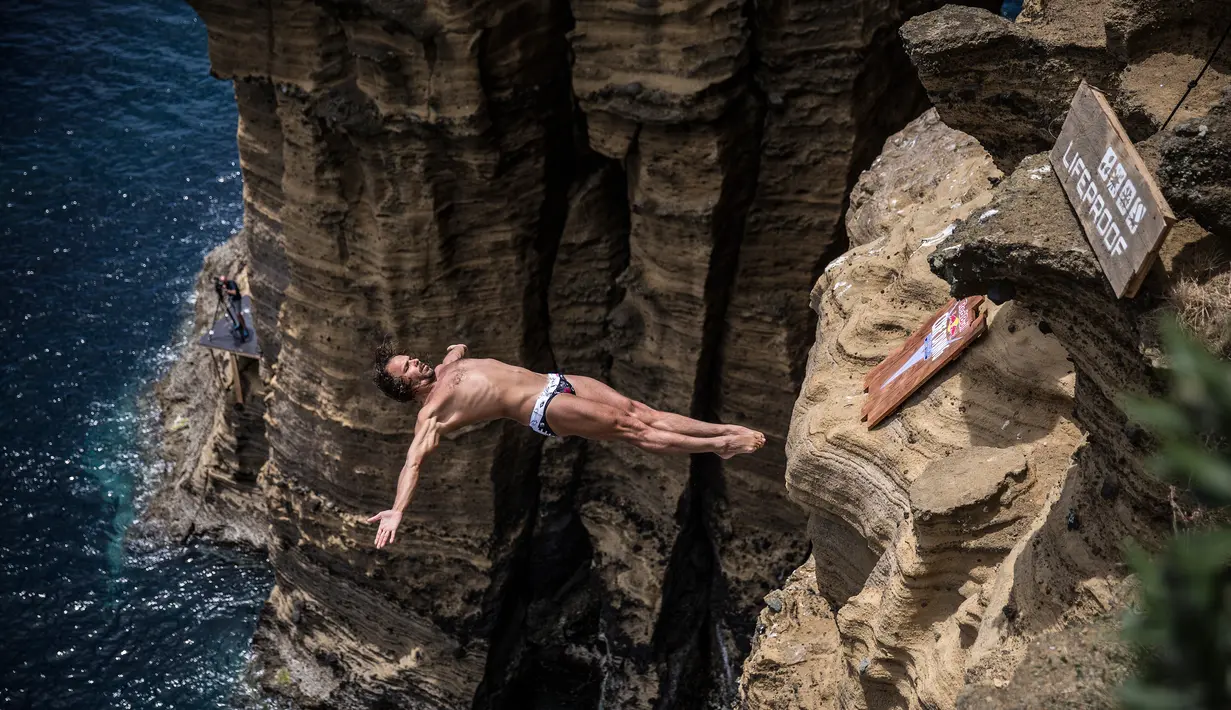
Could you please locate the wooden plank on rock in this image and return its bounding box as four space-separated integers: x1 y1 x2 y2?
1049 81 1176 298
862 296 988 429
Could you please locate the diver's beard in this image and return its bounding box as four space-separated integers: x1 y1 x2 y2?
413 369 436 400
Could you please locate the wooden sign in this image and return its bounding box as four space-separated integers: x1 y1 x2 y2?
862 296 987 428
1050 81 1176 298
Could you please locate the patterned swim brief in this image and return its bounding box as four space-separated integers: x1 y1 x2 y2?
529 373 575 437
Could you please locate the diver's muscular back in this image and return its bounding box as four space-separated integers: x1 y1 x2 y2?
421 358 548 430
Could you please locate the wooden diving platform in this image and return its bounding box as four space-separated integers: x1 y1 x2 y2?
198 295 260 406
198 295 261 359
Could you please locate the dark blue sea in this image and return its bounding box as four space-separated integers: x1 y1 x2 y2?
0 1 274 707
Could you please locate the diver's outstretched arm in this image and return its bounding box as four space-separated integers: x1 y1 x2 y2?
369 413 441 548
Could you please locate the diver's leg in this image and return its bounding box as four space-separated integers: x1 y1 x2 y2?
565 375 748 440
543 394 760 458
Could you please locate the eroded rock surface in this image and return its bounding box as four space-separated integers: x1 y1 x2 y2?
740 557 842 710
144 239 268 548
901 0 1231 170
154 0 978 707
954 616 1130 710
752 110 1084 709
744 3 1230 701
1159 89 1231 238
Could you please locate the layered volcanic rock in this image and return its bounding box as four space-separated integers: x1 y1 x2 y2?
184 1 581 707
740 110 1085 709
914 18 1231 695
900 0 1231 170
925 149 1222 661
740 4 1230 706
152 0 1000 708
159 1 1231 707
145 240 268 547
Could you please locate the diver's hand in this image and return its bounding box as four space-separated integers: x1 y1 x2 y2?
368 510 402 549
446 343 467 355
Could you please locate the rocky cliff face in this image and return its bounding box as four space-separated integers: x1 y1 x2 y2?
152 0 1010 707
741 109 1089 709
155 0 1228 707
740 2 1229 708
144 239 269 548
899 0 1231 170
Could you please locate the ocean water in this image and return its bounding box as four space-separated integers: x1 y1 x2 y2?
1001 0 1024 20
0 1 273 708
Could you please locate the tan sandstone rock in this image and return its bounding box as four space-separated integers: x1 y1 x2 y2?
155 1 980 707
740 6 1230 707
901 0 1231 171
744 109 1086 709
154 1 1230 708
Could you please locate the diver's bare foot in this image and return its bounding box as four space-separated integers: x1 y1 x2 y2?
719 428 765 459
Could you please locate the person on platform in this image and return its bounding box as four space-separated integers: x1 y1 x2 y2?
216 274 249 341
367 339 765 548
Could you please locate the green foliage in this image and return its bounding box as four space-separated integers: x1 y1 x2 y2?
1121 320 1231 710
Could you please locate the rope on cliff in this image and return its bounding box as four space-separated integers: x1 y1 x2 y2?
1160 19 1231 131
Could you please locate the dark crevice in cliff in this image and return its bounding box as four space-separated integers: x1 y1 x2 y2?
653 78 767 706
652 466 717 709
687 99 764 425
653 457 756 709
472 428 568 703
815 24 934 278
803 22 938 389
523 38 580 378
482 441 604 710
651 6 957 701
650 1 769 702
472 1 604 707
595 157 633 382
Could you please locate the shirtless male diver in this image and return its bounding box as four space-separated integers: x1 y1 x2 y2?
366 340 766 548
